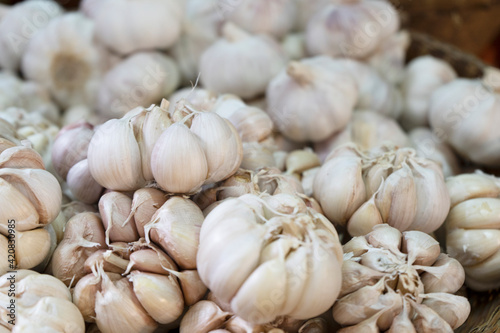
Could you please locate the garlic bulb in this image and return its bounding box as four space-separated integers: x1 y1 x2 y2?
0 270 85 332
97 52 180 119
266 57 358 142
445 172 500 291
408 127 460 178
198 193 343 324
335 224 470 332
80 0 182 55
306 0 399 59
429 77 500 166
0 140 61 273
22 13 107 108
200 23 287 99
224 0 297 39
313 144 450 235
0 0 62 71
0 72 59 124
400 56 457 130
314 111 410 163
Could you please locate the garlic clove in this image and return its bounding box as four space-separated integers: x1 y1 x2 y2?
446 228 500 266
0 178 40 232
83 250 128 275
66 159 103 204
387 300 415 333
446 173 500 208
0 145 45 170
16 273 71 307
15 228 51 270
99 191 139 244
130 188 166 238
129 271 184 325
419 254 465 294
376 289 404 331
73 273 102 323
125 248 178 275
421 293 470 329
347 195 384 236
175 270 208 306
340 260 385 298
151 122 208 194
278 245 308 315
298 318 329 333
402 231 441 266
445 197 500 230
343 236 371 257
179 301 231 333
285 149 320 174
410 301 454 333
463 249 500 288
365 224 402 255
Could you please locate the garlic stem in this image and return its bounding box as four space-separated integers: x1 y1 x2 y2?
222 22 250 42
287 61 313 85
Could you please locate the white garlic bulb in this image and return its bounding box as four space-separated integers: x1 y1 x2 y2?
97 52 180 119
0 270 85 332
224 0 297 39
22 13 106 108
198 193 343 324
336 224 470 332
80 0 182 55
313 144 450 236
400 56 457 129
306 0 399 59
266 56 358 142
445 172 500 291
314 111 410 163
0 0 62 71
429 77 500 166
200 22 287 99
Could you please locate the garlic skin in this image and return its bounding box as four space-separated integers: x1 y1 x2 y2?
314 111 410 163
445 172 500 291
266 57 358 142
80 0 182 55
429 78 500 166
335 224 470 332
0 0 62 71
97 52 180 119
400 56 457 130
22 13 107 108
0 270 85 332
200 23 287 99
197 193 343 324
224 0 297 39
306 0 399 59
313 144 450 235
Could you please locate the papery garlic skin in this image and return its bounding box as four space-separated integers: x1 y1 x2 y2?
313 144 450 235
445 172 500 291
97 52 180 119
81 0 182 55
429 78 500 166
306 0 399 59
200 23 287 99
197 193 343 324
266 57 358 142
0 0 62 71
335 224 470 332
400 56 457 130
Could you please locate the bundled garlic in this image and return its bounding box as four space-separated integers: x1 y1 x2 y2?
429 73 500 166
445 172 500 291
80 0 182 55
314 111 410 163
266 56 358 142
0 138 61 273
198 193 343 324
306 0 399 59
400 56 457 129
313 144 450 236
97 52 180 119
200 23 287 99
335 224 470 332
22 13 108 108
0 270 85 332
51 122 103 204
0 0 62 71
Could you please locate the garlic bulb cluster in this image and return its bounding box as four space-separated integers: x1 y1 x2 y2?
0 139 61 273
314 112 410 163
429 77 500 166
336 224 470 332
22 13 107 108
400 56 457 129
51 122 103 204
266 56 358 142
80 0 182 55
97 52 180 119
198 193 343 324
0 0 62 71
0 270 85 332
306 0 399 59
313 144 450 236
200 23 287 99
445 172 500 291
89 101 242 193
